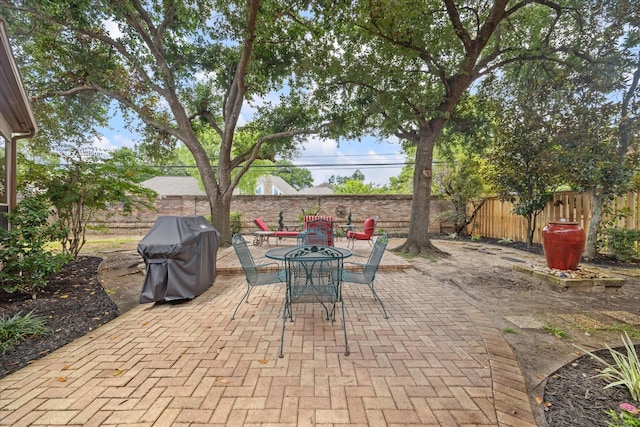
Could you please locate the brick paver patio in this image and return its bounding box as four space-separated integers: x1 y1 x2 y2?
0 238 536 426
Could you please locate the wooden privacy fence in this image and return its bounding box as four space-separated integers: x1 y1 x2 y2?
473 191 640 244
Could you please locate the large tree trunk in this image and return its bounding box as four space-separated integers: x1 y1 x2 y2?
395 120 446 254
211 191 233 247
584 188 606 260
196 0 260 247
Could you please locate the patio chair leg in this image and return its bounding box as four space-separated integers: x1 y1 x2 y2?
231 285 252 320
318 300 331 320
369 283 389 319
341 300 349 356
279 302 290 358
371 287 389 319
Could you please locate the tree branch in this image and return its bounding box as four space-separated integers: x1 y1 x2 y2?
442 0 473 51
357 20 449 89
219 0 261 185
229 127 321 190
192 111 224 137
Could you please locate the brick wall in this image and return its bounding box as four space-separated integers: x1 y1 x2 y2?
89 194 453 237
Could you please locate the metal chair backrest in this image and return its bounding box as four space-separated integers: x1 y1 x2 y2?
284 245 343 304
303 215 333 227
232 234 259 284
363 232 388 281
297 228 329 246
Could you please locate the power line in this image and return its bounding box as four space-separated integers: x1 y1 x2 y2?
293 152 405 158
151 162 414 170
271 162 411 168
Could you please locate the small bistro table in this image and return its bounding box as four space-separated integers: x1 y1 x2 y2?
265 245 352 261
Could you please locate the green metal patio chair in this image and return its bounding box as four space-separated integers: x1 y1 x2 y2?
279 245 349 358
342 232 389 318
231 234 284 320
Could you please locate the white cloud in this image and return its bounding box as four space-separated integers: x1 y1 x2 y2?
112 134 136 149
92 133 136 153
292 136 405 186
104 19 123 40
299 135 339 156
92 135 118 151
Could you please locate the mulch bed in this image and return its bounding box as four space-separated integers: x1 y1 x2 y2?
0 256 118 378
544 348 638 426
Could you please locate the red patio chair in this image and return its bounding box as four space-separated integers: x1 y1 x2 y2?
346 216 378 249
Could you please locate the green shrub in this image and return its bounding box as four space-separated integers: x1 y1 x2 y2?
601 229 640 263
20 151 156 258
0 197 71 297
230 211 243 235
0 311 49 353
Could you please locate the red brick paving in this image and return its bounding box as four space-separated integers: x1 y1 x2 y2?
0 239 536 426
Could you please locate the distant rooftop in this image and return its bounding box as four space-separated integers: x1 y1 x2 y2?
298 183 334 195
141 175 333 196
141 176 206 196
257 175 298 195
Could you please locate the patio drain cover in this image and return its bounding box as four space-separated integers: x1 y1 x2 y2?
504 316 544 329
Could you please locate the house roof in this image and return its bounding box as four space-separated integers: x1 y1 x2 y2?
0 20 37 140
258 175 298 195
298 182 334 195
141 176 206 196
142 175 333 197
298 185 334 195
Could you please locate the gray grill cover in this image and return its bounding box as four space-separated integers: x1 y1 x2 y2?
137 216 219 303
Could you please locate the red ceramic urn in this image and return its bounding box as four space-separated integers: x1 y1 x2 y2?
541 221 586 270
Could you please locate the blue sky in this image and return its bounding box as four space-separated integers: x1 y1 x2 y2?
290 135 406 186
96 110 407 187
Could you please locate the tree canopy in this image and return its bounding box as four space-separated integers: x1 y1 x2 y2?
1 0 323 244
3 0 638 253
297 0 592 253
479 0 640 255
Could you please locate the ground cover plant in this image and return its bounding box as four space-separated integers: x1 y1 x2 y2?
580 332 640 401
0 256 118 377
0 310 49 354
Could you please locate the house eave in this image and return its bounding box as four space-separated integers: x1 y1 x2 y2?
0 19 37 140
